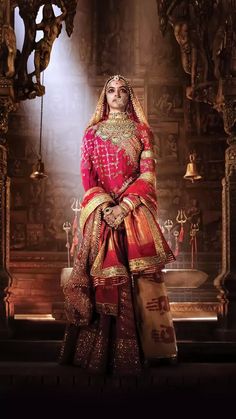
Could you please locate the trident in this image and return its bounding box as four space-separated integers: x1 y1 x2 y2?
164 219 173 247
70 197 81 262
63 221 71 268
176 209 187 242
190 222 199 269
71 197 81 216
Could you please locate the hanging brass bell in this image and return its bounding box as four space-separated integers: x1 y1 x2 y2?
183 153 202 183
30 157 48 180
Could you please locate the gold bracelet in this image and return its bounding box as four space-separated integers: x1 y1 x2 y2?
113 213 125 229
119 202 130 215
122 197 135 211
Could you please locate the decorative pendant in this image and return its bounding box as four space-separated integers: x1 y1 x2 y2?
96 112 142 163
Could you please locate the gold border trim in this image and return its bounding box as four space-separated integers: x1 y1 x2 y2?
139 172 156 186
80 193 114 231
170 302 220 313
91 263 129 278
141 150 155 159
141 206 167 263
83 186 105 200
129 255 163 271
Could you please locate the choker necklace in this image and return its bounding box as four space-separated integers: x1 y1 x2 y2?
108 111 129 120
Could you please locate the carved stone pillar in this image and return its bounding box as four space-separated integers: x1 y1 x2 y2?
156 0 236 340
0 78 15 337
0 144 11 334
0 1 78 335
214 80 236 338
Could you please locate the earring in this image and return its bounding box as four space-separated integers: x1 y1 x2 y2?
126 102 132 115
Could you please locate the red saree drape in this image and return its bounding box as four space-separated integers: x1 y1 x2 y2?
61 117 177 374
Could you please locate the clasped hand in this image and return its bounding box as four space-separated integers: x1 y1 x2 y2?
103 205 125 229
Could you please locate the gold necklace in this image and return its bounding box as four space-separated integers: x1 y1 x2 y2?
96 113 142 164
97 112 136 142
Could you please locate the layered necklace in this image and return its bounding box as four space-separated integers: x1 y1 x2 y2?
96 112 136 143
96 112 142 164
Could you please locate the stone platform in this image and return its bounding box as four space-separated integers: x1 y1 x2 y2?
1 318 236 417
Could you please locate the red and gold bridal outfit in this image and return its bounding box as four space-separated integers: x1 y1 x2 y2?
60 111 177 375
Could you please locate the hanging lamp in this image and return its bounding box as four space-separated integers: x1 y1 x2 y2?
30 73 48 180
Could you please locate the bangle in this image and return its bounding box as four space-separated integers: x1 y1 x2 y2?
119 202 130 215
113 212 126 229
122 197 135 211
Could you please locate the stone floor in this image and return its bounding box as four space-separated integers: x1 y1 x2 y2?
0 360 236 418
1 319 236 417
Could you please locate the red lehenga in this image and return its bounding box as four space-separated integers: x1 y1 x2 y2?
59 80 177 375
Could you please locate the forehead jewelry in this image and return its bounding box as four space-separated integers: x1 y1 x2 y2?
106 75 130 93
114 75 120 84
106 74 128 88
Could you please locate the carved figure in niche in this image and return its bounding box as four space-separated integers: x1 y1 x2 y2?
165 133 177 158
11 223 26 250
31 2 67 95
44 196 58 250
14 191 24 208
155 86 173 116
0 0 16 77
30 181 43 205
28 181 44 222
12 159 24 176
27 224 44 249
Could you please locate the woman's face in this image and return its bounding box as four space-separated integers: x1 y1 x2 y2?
106 79 129 113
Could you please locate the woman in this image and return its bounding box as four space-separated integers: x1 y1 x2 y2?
59 75 177 375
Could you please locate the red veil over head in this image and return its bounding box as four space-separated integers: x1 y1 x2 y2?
87 74 149 128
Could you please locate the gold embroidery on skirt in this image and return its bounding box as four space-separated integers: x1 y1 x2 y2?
96 302 118 316
113 283 141 374
74 323 109 372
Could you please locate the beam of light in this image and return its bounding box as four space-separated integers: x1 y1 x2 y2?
12 3 97 247
14 4 97 182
